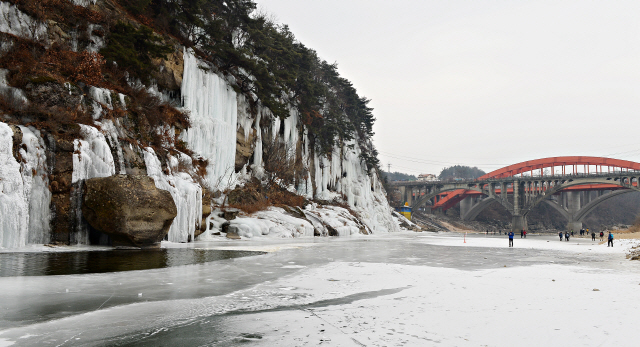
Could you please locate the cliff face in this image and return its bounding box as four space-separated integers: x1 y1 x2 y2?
0 0 398 249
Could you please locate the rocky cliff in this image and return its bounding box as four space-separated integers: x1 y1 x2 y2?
0 0 398 249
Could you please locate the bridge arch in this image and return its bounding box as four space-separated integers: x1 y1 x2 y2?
480 156 640 179
522 176 640 215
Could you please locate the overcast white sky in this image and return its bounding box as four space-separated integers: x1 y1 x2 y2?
254 0 640 176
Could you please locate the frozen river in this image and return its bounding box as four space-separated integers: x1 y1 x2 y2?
1 232 639 346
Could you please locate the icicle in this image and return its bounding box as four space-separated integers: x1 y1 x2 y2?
19 126 51 244
180 48 238 190
0 122 29 249
96 120 126 175
237 93 253 140
144 148 202 243
71 124 117 245
72 125 116 183
88 86 113 120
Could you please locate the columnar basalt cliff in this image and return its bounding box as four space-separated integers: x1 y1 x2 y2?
0 0 398 249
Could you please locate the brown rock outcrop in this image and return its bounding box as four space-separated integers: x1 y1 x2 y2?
82 175 177 247
235 125 255 172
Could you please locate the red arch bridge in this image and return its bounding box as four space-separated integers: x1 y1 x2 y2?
390 156 640 232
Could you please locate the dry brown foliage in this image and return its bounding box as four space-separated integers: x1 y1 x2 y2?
8 0 104 24
0 37 104 88
227 179 307 214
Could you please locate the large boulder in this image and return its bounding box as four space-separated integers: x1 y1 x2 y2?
82 175 177 247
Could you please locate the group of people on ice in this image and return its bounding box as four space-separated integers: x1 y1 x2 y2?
507 229 615 247
557 229 614 246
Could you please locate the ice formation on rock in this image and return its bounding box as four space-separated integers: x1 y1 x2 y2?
71 124 117 244
72 0 97 7
0 122 29 248
72 125 116 183
303 203 367 236
230 208 315 238
19 126 51 244
237 94 253 140
88 86 113 120
96 119 126 174
0 68 28 106
313 138 399 234
85 24 105 53
180 48 238 190
0 2 47 41
144 148 203 243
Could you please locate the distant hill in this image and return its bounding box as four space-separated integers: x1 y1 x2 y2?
439 165 485 180
384 171 417 181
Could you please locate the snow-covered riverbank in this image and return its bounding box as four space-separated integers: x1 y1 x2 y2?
1 232 638 346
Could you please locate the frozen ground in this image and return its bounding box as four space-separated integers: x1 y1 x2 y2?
0 232 639 346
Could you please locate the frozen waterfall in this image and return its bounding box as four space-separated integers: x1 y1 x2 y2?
180 48 238 190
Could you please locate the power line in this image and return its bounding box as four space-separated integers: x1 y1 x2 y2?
378 151 508 167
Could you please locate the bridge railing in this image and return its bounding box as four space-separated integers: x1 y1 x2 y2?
391 170 640 186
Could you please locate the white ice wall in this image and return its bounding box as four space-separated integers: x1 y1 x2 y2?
72 124 117 244
19 126 51 244
180 48 238 190
144 148 202 243
313 138 399 234
72 124 116 184
0 122 29 249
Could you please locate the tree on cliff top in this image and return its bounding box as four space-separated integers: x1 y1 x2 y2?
113 0 380 172
438 165 485 180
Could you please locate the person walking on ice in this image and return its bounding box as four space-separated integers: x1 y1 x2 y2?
600 231 604 241
508 231 514 247
559 231 563 241
608 232 614 247
591 230 596 241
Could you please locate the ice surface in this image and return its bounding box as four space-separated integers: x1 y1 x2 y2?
144 148 202 243
1 233 640 346
0 2 47 41
0 122 29 249
180 48 238 190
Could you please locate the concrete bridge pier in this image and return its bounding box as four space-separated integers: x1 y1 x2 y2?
511 214 528 233
564 191 583 232
459 196 474 219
